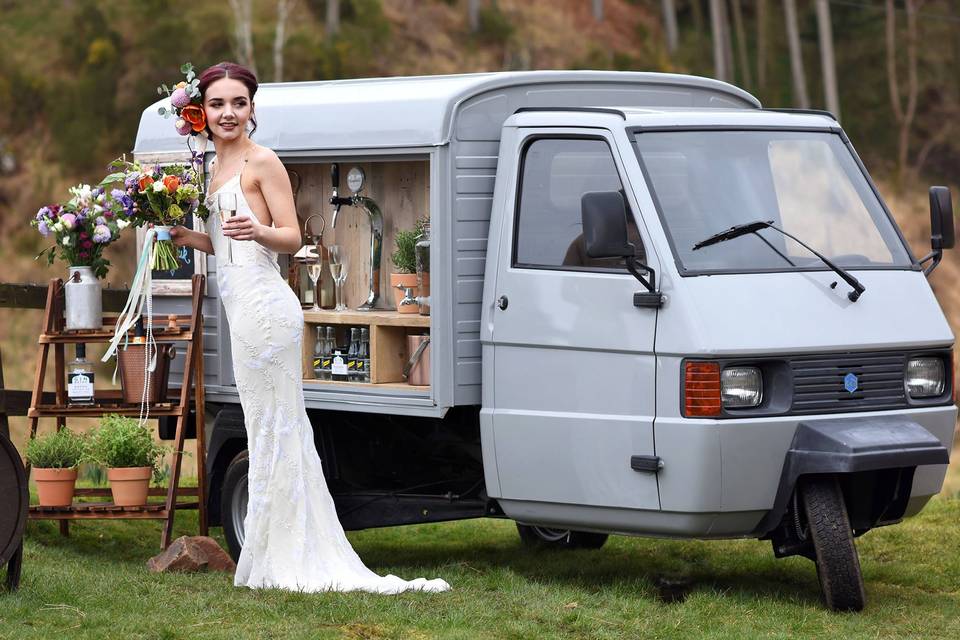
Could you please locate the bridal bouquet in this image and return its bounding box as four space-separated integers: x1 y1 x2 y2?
101 157 210 271
32 184 131 278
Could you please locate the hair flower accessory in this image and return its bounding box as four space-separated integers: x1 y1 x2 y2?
157 63 205 137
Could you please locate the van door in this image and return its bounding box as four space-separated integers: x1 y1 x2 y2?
488 131 660 521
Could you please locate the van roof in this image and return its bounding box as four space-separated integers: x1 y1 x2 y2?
133 70 760 154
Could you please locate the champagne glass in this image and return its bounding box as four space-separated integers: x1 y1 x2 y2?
307 258 324 312
328 244 348 311
218 192 238 265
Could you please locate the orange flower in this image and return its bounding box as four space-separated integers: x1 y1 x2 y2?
163 175 180 193
180 104 206 132
139 175 154 191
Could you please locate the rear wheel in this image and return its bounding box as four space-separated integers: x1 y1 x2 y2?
801 476 866 612
4 542 22 592
516 523 608 550
221 451 249 563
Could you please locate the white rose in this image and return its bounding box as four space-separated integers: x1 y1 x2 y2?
62 236 71 246
93 204 104 214
152 181 166 193
52 221 63 232
117 219 130 230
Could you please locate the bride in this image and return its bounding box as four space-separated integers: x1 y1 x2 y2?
169 61 450 594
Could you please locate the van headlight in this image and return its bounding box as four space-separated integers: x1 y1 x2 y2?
905 357 945 398
721 366 762 408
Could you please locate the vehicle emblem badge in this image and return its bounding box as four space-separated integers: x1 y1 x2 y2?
844 373 859 393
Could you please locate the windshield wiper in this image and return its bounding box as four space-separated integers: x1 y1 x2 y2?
692 220 866 302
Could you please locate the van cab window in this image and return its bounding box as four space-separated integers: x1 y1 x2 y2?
633 130 913 273
514 138 645 270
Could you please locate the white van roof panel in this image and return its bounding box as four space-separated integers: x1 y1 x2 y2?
133 70 760 154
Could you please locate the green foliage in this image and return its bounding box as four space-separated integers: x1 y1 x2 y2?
391 217 427 273
476 4 514 46
24 428 86 469
85 414 167 470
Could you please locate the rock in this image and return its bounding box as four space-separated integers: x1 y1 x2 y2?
147 536 236 573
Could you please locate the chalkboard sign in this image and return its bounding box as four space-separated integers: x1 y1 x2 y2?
152 213 197 281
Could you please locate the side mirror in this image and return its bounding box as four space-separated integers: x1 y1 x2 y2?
930 186 955 251
581 191 633 259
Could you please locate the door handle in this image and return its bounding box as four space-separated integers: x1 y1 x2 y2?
497 295 509 310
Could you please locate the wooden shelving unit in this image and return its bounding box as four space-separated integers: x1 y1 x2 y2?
25 275 207 549
302 309 430 389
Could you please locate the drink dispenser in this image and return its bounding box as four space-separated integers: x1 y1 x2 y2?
415 220 431 316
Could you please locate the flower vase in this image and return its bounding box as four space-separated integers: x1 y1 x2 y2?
64 266 102 331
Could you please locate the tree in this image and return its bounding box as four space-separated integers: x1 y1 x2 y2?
274 0 296 82
228 0 258 76
886 0 920 187
326 0 340 37
730 0 753 89
468 0 481 32
593 0 604 22
756 0 768 90
709 0 732 81
662 0 678 55
815 0 840 119
783 0 809 108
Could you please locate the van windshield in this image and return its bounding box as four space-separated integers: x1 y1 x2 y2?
632 130 914 273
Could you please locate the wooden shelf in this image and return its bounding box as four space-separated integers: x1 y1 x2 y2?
302 379 429 391
28 404 182 418
40 331 192 344
304 309 429 328
29 502 199 520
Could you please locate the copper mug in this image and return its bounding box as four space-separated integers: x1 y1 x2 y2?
403 334 430 386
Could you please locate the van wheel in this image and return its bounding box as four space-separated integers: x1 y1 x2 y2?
516 524 608 550
4 542 22 591
221 450 249 563
801 476 866 612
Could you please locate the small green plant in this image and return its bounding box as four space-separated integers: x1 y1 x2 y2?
85 414 168 470
25 428 86 469
391 217 428 273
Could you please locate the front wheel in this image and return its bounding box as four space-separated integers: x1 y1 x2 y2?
801 476 866 612
516 523 609 550
221 450 249 563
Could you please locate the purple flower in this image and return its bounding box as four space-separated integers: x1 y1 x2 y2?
36 206 51 221
37 221 50 236
60 213 77 229
171 88 190 109
124 173 140 189
95 216 106 225
92 224 112 243
110 188 126 200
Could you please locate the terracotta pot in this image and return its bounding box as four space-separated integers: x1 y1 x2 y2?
389 273 419 313
108 467 152 506
33 467 78 507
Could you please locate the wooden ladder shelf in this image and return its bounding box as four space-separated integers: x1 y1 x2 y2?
26 274 207 549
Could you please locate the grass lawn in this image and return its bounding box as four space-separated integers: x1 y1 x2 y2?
1 489 958 639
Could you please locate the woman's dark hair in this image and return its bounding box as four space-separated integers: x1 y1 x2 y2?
198 61 259 137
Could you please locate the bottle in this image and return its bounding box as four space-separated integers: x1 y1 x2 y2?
330 328 348 382
347 328 360 382
415 220 431 316
358 327 370 382
321 327 337 380
67 343 95 406
312 326 324 379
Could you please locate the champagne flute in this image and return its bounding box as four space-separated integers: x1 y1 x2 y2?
307 258 324 312
328 244 348 311
218 192 238 265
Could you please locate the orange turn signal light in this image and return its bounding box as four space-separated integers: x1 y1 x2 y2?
684 361 721 417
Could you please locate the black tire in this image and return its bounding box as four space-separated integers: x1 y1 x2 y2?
221 450 249 563
801 476 866 612
4 542 22 592
516 523 609 550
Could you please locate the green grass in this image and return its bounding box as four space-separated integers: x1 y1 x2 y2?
2 495 959 639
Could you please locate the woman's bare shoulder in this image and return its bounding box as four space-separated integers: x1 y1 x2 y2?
249 143 285 179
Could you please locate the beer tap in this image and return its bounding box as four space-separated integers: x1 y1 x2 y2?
329 163 384 311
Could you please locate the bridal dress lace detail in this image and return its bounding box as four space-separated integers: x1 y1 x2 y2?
205 157 450 594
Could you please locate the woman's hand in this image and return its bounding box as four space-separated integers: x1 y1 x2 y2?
222 214 260 242
169 225 190 247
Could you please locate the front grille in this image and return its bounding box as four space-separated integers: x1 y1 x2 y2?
790 352 908 414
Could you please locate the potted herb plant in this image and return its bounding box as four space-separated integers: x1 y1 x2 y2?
25 428 86 507
85 414 168 507
390 218 427 313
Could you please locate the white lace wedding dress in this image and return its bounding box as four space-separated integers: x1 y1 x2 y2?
205 157 450 594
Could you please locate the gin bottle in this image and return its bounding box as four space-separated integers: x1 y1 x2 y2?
67 343 95 406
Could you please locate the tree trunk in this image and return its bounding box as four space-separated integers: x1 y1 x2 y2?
886 0 920 188
228 0 257 76
757 0 768 90
783 0 809 108
593 0 603 22
273 0 295 82
662 0 678 55
815 0 840 119
709 0 729 81
468 0 481 32
326 0 340 37
731 0 753 89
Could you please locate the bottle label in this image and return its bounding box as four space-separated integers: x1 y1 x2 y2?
68 371 94 399
321 358 332 369
332 354 348 376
